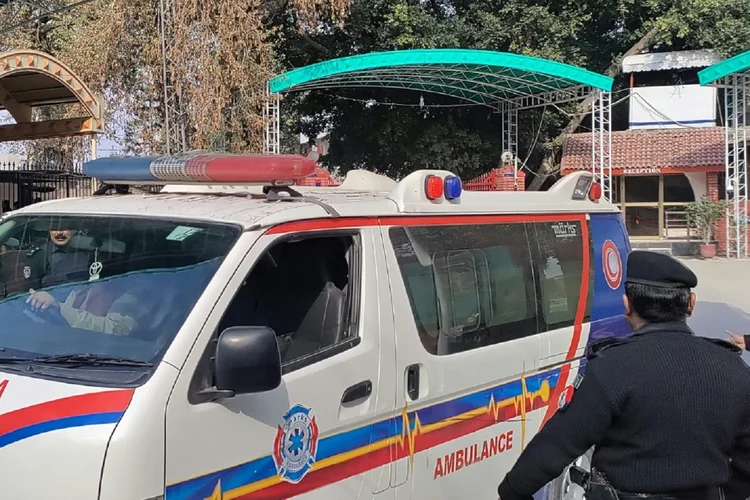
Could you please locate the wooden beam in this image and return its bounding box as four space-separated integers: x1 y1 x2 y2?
0 81 31 123
0 117 102 142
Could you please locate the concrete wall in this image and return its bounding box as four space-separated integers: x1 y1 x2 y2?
685 172 708 200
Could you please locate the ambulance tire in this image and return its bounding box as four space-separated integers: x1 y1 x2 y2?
547 447 593 500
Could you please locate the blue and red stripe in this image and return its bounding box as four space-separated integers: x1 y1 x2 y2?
0 389 134 449
166 370 562 500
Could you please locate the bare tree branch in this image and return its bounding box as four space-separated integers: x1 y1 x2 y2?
527 26 660 191
299 29 329 53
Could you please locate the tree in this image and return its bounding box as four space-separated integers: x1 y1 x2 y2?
273 0 750 182
0 0 351 157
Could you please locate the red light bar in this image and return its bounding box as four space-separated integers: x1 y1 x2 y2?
206 155 317 183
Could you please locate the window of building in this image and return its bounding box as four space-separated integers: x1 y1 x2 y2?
389 221 592 356
616 173 698 239
216 234 359 373
663 174 695 203
624 175 659 203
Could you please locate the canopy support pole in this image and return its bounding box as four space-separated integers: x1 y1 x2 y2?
264 84 281 155
724 73 748 258
503 102 518 159
591 90 612 202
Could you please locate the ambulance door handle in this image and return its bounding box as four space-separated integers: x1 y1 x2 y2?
341 380 372 404
406 364 420 401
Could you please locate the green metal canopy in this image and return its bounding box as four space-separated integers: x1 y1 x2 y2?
269 49 613 110
699 49 750 85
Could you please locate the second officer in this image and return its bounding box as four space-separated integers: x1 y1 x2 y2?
497 250 750 500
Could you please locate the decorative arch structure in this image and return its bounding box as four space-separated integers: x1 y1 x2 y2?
699 50 750 258
0 49 103 142
266 49 615 198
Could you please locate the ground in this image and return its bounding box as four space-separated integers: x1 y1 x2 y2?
682 258 750 362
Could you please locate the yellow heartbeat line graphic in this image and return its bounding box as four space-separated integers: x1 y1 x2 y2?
205 480 222 500
395 376 552 465
203 375 554 499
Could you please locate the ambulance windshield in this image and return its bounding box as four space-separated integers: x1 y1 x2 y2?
0 214 240 379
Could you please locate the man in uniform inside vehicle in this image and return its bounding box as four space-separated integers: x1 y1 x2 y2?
497 250 750 500
25 222 93 290
23 221 142 335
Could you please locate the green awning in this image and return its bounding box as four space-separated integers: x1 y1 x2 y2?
269 49 613 109
699 50 750 85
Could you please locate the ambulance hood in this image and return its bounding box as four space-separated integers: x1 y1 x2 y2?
0 371 133 499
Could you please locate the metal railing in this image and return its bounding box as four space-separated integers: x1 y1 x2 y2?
664 210 695 239
0 161 94 214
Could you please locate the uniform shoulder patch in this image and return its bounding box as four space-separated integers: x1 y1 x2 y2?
557 373 585 412
585 336 631 359
703 337 742 354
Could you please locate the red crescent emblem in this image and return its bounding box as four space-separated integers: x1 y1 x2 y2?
602 240 622 290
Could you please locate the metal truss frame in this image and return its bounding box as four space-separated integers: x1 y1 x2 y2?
263 86 611 182
722 73 749 258
264 84 281 155
158 0 187 155
591 91 613 202
498 101 520 188
511 85 593 110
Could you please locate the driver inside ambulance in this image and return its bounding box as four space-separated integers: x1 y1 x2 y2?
26 283 141 335
20 218 143 335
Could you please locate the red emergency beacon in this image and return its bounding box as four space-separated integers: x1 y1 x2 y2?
589 182 602 201
425 175 444 200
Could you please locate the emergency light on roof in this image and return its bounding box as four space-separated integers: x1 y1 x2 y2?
444 175 462 200
424 174 462 201
82 154 317 185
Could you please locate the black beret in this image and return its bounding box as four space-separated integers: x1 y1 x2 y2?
625 250 698 289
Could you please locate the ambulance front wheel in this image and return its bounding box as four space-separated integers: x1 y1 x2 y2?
547 447 593 500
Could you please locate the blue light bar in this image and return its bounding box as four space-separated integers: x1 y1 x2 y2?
84 156 161 182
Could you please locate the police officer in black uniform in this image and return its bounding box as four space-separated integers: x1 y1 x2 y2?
497 250 750 500
24 226 92 291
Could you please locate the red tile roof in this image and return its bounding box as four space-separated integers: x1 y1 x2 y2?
561 127 725 174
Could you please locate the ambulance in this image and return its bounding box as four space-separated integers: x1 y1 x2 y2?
0 154 631 500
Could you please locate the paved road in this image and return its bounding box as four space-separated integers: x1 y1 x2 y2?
682 258 750 362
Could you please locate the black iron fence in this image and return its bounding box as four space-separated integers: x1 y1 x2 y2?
0 162 94 215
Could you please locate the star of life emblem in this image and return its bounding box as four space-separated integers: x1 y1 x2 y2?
272 404 319 484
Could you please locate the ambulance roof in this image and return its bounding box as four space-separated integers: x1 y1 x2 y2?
14 169 617 230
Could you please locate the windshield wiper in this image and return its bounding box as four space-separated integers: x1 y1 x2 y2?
0 353 153 367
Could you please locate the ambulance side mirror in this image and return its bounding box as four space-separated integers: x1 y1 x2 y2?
214 326 282 397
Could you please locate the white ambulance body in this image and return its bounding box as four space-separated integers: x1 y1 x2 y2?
0 155 631 500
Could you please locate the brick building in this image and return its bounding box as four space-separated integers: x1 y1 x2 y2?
561 50 727 255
